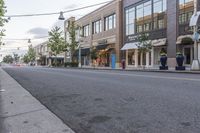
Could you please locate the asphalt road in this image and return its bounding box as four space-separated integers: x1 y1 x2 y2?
2 66 200 133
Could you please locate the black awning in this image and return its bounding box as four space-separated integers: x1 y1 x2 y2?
73 48 90 56
96 44 109 50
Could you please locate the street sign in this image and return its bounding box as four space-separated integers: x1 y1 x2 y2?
193 32 200 41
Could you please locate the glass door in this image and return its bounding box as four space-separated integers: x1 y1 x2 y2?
184 47 191 65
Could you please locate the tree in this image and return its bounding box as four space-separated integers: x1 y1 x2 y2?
3 55 13 64
90 47 98 67
22 54 29 64
22 45 36 64
0 0 8 46
47 26 66 66
13 53 20 63
27 45 36 63
136 33 152 67
66 21 79 62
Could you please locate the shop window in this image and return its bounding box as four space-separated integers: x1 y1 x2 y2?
128 50 135 65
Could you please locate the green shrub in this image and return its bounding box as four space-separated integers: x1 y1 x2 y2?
64 62 78 67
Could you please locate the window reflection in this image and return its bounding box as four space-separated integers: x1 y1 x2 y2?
179 0 194 24
125 0 167 36
153 0 167 30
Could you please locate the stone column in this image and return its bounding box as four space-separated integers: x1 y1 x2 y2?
134 50 138 67
146 52 149 68
140 52 143 67
167 0 178 68
151 48 154 67
198 43 200 62
126 50 128 66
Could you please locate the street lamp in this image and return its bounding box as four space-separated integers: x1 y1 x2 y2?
190 0 200 70
78 43 82 68
58 12 65 20
28 39 31 44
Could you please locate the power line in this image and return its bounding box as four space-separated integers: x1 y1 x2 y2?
2 36 49 41
4 1 112 18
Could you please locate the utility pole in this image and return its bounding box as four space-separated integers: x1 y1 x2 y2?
191 0 200 70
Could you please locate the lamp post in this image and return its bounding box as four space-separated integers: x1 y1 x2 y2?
191 0 200 70
58 12 65 20
78 43 82 68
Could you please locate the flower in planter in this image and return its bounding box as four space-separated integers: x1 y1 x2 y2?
176 52 183 56
160 52 167 56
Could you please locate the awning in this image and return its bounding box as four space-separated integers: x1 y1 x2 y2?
152 38 167 47
121 42 138 50
176 35 193 44
190 11 200 26
96 44 109 50
74 48 90 56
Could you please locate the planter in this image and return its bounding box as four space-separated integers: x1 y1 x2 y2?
176 54 185 70
176 54 184 67
160 55 167 67
160 55 168 70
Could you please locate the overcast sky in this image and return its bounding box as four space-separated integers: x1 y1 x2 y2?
0 0 109 61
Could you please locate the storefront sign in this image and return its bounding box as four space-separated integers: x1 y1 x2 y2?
126 35 138 42
98 39 107 45
152 38 167 47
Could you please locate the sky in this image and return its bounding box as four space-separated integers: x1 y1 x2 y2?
0 0 110 61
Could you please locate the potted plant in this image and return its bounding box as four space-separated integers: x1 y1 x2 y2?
176 52 184 67
160 52 167 67
176 52 185 70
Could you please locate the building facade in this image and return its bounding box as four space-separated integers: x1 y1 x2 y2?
34 42 65 66
65 0 123 68
123 0 200 68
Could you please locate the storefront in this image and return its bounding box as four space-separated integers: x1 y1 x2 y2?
74 48 90 66
176 35 194 66
121 42 153 68
95 44 115 67
152 38 167 66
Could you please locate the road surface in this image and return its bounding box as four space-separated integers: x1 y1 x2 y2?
3 66 200 133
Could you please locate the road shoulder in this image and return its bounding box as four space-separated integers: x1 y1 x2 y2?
0 68 75 133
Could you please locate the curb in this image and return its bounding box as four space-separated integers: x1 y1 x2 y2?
41 66 200 74
0 68 75 133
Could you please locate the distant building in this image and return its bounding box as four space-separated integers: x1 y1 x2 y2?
34 41 65 66
64 0 123 68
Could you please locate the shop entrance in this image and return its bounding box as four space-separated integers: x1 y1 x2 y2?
184 47 192 65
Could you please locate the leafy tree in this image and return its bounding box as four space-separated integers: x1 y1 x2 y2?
47 26 66 66
13 53 20 62
136 33 152 67
22 45 36 64
22 54 29 64
66 21 79 62
90 47 98 67
27 45 36 62
3 55 13 64
0 0 8 46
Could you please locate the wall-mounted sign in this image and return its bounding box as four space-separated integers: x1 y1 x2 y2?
98 39 107 45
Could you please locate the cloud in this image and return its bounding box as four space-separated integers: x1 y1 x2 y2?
27 27 48 38
64 4 78 10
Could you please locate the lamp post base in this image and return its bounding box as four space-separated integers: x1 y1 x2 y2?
191 60 200 71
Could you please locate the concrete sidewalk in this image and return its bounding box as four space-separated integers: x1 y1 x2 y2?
0 68 75 133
